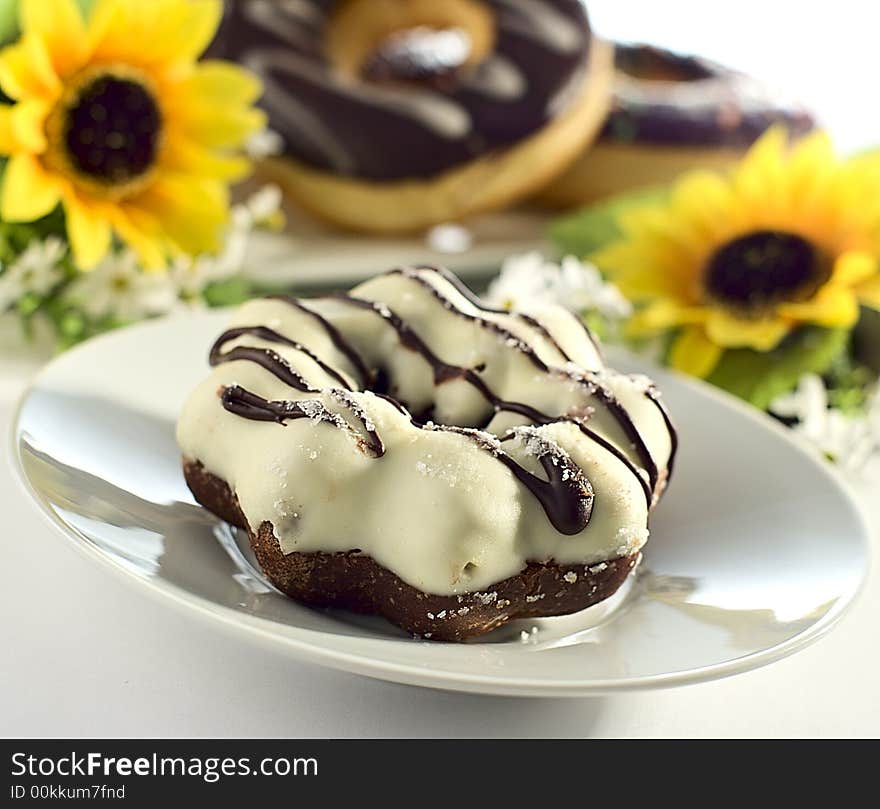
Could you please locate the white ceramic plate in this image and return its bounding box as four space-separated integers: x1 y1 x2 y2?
11 310 869 696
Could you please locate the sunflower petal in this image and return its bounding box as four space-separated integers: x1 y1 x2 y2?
107 205 168 270
0 34 60 100
857 276 880 310
0 107 14 153
669 327 724 378
671 169 737 236
777 285 860 328
626 300 707 336
177 60 263 106
735 126 787 190
134 173 228 256
7 99 50 154
704 310 790 350
84 0 126 54
147 0 222 64
831 250 878 287
161 131 252 181
64 195 113 269
90 0 221 67
786 130 835 208
0 153 62 221
177 106 267 149
19 0 89 77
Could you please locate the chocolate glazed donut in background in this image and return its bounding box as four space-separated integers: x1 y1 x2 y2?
538 42 816 207
209 0 614 232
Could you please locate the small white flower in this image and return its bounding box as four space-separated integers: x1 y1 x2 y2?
486 251 556 310
0 237 66 310
557 255 633 319
64 250 178 322
244 184 283 226
486 251 632 320
771 374 880 471
245 128 284 159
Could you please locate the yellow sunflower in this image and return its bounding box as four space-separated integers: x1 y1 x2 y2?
594 127 880 378
0 0 265 269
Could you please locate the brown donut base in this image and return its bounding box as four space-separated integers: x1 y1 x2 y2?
258 38 615 234
183 459 640 642
536 139 747 208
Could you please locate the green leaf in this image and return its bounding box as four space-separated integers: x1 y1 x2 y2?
549 186 670 259
202 278 255 307
0 0 17 47
823 349 877 414
706 327 849 410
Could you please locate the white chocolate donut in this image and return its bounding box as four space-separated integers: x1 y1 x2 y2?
177 266 676 596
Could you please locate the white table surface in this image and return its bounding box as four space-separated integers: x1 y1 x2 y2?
3 0 880 738
1 320 878 739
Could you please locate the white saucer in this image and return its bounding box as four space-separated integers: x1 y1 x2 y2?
11 310 869 696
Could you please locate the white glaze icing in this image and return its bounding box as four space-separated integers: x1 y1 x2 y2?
177 267 675 595
221 0 594 181
496 0 583 54
460 54 526 100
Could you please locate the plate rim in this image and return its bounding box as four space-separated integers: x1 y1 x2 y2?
8 312 872 697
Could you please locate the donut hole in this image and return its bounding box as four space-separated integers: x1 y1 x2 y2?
615 44 714 84
324 0 495 83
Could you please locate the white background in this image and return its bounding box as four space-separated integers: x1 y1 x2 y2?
2 1 880 737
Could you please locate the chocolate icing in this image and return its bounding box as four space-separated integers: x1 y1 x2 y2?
602 43 814 147
220 384 387 458
376 267 663 490
264 297 373 385
207 267 678 523
211 325 354 390
219 384 594 535
331 288 655 507
210 0 593 180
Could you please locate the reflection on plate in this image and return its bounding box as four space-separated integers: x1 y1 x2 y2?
12 310 869 696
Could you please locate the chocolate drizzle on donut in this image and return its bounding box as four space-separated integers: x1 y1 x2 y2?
220 385 386 458
209 0 593 180
220 385 594 534
603 42 814 147
376 267 660 489
436 424 594 535
205 266 676 532
410 263 604 361
325 287 655 505
264 297 373 386
211 325 353 391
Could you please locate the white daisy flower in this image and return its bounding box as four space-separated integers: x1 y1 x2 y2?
486 251 632 320
64 250 178 322
243 184 283 226
771 374 880 471
486 251 557 311
0 237 66 310
245 128 284 159
557 255 633 319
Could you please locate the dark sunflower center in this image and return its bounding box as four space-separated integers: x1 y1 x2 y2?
64 75 161 185
704 230 830 311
